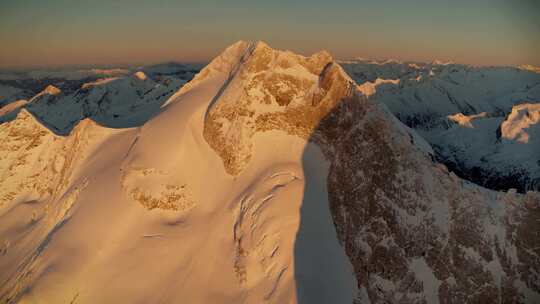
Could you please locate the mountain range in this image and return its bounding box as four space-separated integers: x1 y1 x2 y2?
0 41 539 303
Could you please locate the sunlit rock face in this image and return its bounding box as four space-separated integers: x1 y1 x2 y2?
0 41 539 304
203 41 351 175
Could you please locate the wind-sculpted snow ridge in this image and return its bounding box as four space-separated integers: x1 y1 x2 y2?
341 59 540 192
0 41 538 304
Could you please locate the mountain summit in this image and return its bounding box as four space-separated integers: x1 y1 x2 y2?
200 41 352 175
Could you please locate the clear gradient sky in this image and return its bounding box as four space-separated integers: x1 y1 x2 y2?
0 0 539 68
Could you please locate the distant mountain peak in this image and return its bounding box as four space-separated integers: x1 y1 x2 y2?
43 85 61 96
500 103 540 143
519 64 540 73
133 71 148 81
432 59 454 65
81 77 121 89
27 85 62 103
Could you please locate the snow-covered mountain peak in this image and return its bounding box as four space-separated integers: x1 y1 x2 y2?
7 107 101 138
310 49 333 61
169 40 337 108
244 41 336 76
133 71 149 81
27 85 62 104
194 40 335 81
432 59 454 66
500 103 540 143
519 64 540 73
199 41 353 174
203 40 255 72
43 85 62 96
80 77 121 89
357 78 400 97
447 112 488 128
169 41 255 97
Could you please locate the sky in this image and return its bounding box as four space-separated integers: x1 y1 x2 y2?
0 0 539 68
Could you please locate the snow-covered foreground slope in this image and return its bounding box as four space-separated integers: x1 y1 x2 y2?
0 42 539 303
341 59 540 192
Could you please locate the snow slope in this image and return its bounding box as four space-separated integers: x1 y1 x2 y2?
0 42 539 304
